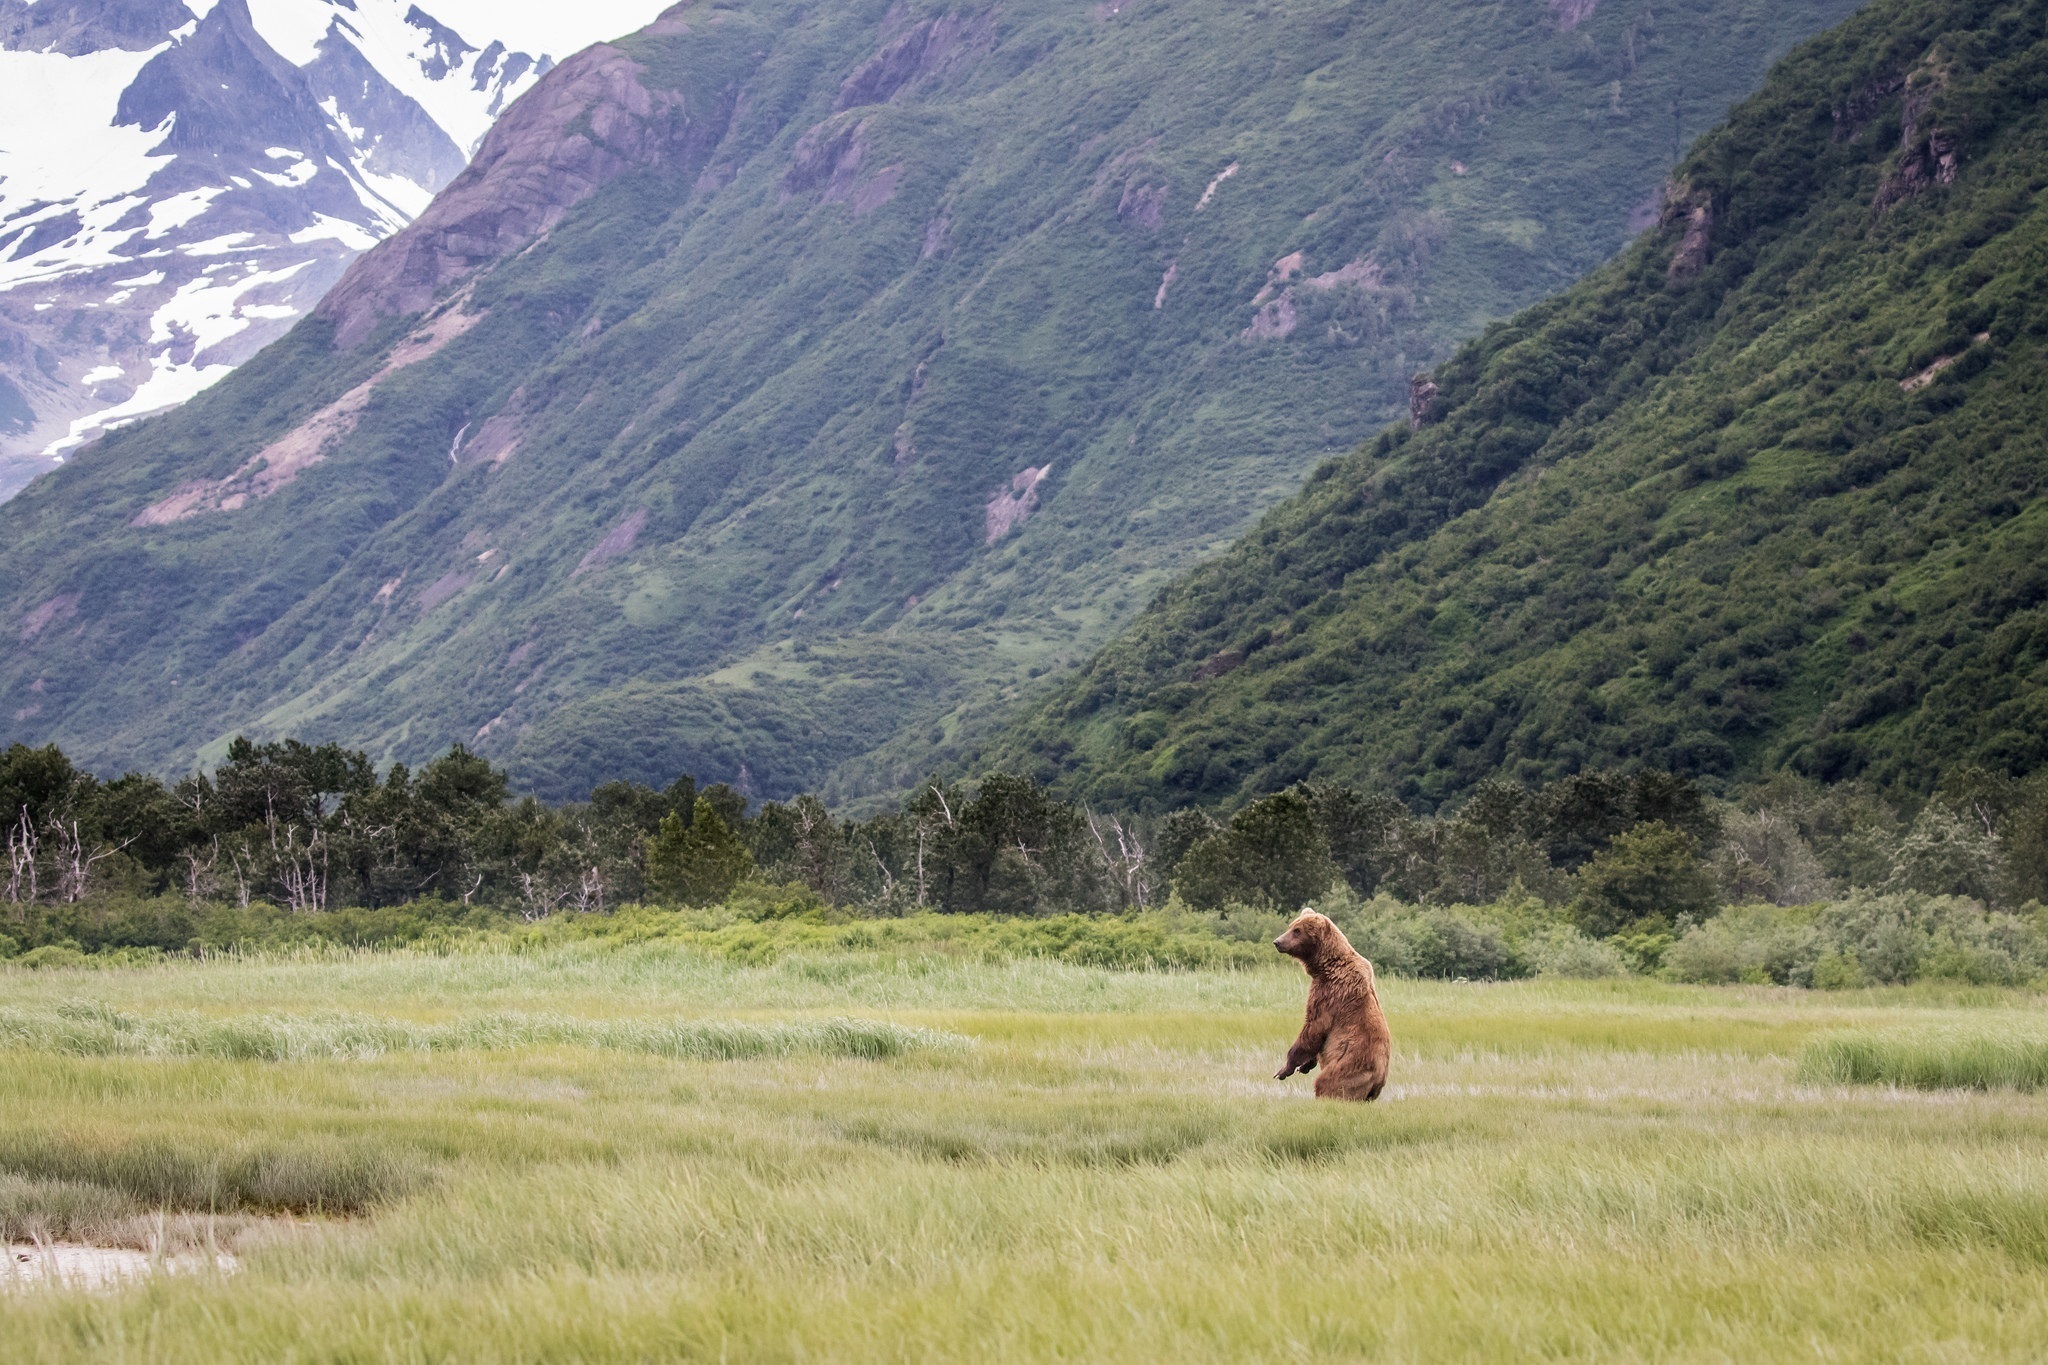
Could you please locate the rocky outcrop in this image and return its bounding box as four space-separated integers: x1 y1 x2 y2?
1547 0 1598 32
1661 181 1713 281
834 14 990 111
1116 181 1167 229
1832 73 1905 143
784 113 871 198
318 45 735 349
132 292 483 525
0 0 188 55
985 466 1052 543
575 508 651 575
1408 374 1438 430
1875 57 1959 213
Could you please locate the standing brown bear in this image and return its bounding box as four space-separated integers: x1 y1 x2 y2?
1273 909 1392 1101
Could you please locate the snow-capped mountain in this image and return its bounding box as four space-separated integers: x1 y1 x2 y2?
0 0 645 499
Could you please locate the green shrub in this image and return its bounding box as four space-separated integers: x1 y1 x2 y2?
1526 927 1633 979
1665 892 2048 986
13 943 87 971
1347 906 1529 981
647 799 756 907
1808 949 1866 990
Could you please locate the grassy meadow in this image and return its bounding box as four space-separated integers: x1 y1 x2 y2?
1 936 2045 1361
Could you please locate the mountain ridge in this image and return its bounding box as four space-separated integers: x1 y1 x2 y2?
984 0 2048 811
0 0 623 497
0 0 1869 803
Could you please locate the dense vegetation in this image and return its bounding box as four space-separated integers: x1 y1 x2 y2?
992 0 2048 812
0 0 1863 807
7 737 2045 988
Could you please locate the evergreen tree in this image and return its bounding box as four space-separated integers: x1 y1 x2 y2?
1574 822 1719 936
647 798 754 906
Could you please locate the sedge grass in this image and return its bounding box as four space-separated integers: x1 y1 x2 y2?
0 945 2043 1360
1799 1026 2048 1092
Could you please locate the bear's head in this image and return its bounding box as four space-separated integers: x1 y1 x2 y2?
1274 908 1345 965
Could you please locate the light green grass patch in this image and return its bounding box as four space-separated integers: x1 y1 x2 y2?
0 1003 965 1064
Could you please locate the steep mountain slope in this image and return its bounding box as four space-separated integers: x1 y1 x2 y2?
988 0 2048 811
0 0 661 497
0 0 1866 803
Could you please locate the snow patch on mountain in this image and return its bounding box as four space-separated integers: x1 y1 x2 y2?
0 0 660 499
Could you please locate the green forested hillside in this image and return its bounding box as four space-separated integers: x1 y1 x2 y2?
0 0 1861 803
989 0 2048 811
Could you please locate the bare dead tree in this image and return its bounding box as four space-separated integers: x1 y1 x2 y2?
265 793 331 915
1087 811 1151 911
5 808 36 906
867 839 898 907
50 820 136 904
574 866 606 914
517 870 574 922
183 838 225 905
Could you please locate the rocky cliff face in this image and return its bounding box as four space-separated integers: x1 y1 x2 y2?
0 0 639 500
320 43 725 349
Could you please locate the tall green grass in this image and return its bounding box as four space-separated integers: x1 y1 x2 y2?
1 942 2045 1359
1800 1028 2048 1092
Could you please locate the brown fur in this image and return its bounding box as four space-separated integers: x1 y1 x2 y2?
1273 910 1392 1101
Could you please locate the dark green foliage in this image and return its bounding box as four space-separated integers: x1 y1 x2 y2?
989 0 2048 813
0 0 1865 807
647 799 755 907
1174 788 1335 911
1573 822 1719 935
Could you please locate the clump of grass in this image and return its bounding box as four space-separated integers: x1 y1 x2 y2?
1798 1028 2048 1092
0 1003 967 1064
0 1131 425 1216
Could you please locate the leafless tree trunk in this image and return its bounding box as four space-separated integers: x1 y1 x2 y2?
1088 812 1150 910
518 873 557 921
5 808 35 905
266 799 329 914
50 820 133 904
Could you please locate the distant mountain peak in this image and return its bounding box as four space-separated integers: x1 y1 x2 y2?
0 0 617 498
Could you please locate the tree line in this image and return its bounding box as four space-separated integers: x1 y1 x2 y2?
4 738 2046 935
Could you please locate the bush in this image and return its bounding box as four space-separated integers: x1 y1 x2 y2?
1347 905 1529 980
1174 790 1336 911
1665 904 1820 985
13 944 88 971
647 799 755 906
1665 892 2048 987
1526 926 1632 978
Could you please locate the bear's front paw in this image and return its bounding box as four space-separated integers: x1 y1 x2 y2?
1274 1063 1294 1079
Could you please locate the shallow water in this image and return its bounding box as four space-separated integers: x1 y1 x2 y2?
3 1244 236 1292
